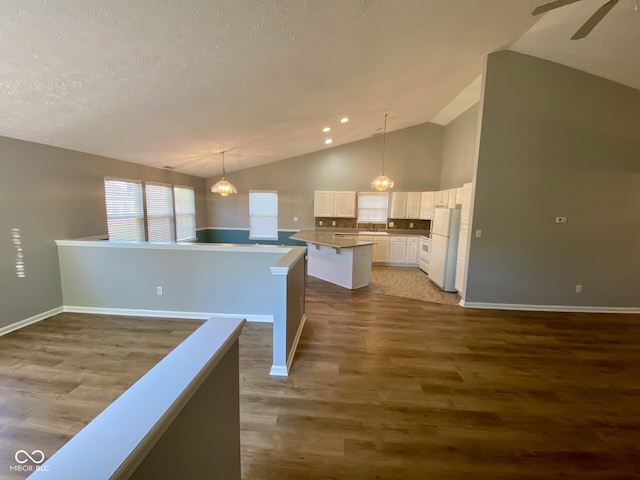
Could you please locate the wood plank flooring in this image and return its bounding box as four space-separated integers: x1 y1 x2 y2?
240 277 640 479
0 314 202 479
1 278 639 479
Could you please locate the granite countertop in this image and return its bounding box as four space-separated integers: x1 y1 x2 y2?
290 230 373 248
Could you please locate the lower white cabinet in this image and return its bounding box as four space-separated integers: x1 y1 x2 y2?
389 237 407 264
406 236 419 265
359 235 390 263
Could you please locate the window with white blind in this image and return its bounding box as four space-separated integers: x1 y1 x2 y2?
174 186 196 241
249 191 278 240
357 192 389 223
145 182 175 242
104 178 145 241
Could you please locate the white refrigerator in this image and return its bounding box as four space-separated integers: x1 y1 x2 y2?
429 207 461 292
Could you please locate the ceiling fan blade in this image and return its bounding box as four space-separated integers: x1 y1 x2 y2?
571 0 618 39
532 0 582 16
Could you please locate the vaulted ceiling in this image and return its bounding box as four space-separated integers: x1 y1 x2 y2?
0 0 637 178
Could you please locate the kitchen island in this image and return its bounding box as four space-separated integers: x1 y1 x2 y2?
290 230 373 289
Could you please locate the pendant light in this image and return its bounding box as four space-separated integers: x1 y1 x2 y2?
371 113 394 191
211 150 237 196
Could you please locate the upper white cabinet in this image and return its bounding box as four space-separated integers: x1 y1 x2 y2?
406 192 421 219
460 182 472 225
434 189 449 207
419 192 434 220
314 191 356 217
390 192 421 219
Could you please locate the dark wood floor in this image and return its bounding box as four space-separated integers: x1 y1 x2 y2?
240 277 640 479
1 278 639 479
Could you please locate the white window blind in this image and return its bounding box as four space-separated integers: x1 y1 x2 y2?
357 192 389 223
174 185 196 241
104 178 145 241
145 182 175 242
249 191 278 240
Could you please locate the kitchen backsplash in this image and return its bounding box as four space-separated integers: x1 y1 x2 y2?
315 217 430 231
315 217 357 228
386 219 431 231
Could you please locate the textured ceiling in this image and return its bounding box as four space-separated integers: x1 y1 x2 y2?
0 1 637 178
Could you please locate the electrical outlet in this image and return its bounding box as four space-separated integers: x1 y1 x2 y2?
332 220 336 226
389 221 395 227
475 229 482 238
575 284 582 294
156 286 163 296
555 216 568 224
319 220 323 226
409 222 414 228
293 216 299 222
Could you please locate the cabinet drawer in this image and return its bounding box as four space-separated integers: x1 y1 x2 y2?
407 237 419 244
390 236 407 243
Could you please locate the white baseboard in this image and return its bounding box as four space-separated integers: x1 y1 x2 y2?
269 365 289 376
270 313 307 377
0 306 64 337
63 306 273 323
460 301 640 314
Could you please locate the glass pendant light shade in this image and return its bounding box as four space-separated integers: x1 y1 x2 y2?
211 150 237 196
211 178 237 196
371 174 394 191
371 113 394 191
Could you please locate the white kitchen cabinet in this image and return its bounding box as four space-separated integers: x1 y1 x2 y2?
460 182 472 225
335 191 357 217
453 187 463 207
406 192 421 219
406 236 419 265
314 191 356 217
389 192 408 219
455 224 469 295
434 189 449 207
419 192 435 220
359 234 390 263
389 236 407 264
390 192 421 219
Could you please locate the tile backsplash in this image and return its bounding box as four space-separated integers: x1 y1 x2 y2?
386 219 430 231
315 217 357 228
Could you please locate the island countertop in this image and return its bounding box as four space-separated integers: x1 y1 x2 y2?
290 230 373 248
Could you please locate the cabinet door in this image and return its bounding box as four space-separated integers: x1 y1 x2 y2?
389 242 406 264
314 191 335 217
406 242 419 265
435 190 449 207
457 225 469 262
334 191 356 218
419 192 435 220
460 183 472 225
406 192 421 219
448 188 459 208
389 192 408 218
455 257 465 295
373 242 389 263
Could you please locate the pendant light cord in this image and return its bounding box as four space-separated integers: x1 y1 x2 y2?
220 150 226 175
381 113 388 173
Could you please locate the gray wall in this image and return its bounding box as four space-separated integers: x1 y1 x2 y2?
466 51 640 308
0 136 207 330
206 122 445 231
440 103 479 189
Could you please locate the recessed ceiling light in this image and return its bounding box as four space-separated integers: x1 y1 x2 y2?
322 127 331 133
324 138 333 145
340 117 349 124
